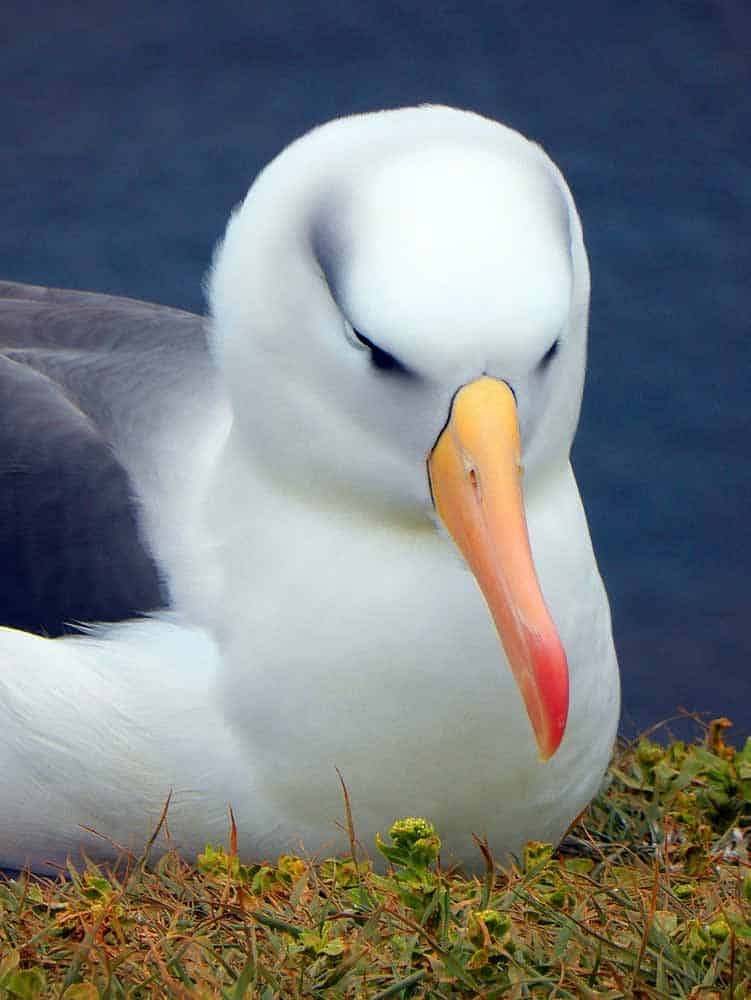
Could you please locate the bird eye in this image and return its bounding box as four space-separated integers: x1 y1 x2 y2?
349 325 410 375
538 338 560 371
342 319 369 352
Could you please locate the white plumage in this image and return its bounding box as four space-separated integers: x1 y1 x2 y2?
0 106 619 873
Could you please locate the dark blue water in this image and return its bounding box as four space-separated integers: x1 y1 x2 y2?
3 1 749 740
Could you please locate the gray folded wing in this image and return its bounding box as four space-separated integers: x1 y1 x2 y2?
0 281 218 636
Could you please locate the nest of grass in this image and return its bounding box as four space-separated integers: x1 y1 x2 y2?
1 716 749 998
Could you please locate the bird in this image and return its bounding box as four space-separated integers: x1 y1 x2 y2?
0 105 620 874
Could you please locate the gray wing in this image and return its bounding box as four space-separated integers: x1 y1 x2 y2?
0 281 218 636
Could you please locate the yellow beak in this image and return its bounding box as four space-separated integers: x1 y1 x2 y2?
428 377 569 760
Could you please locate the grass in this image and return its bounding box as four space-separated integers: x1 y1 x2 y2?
1 715 749 998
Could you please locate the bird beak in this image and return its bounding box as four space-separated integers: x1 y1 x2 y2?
427 376 569 760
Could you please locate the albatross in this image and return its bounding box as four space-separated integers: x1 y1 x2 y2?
0 106 620 873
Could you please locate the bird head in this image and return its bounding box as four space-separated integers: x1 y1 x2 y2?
209 106 591 758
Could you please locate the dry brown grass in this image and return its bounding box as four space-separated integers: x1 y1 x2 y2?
1 716 749 998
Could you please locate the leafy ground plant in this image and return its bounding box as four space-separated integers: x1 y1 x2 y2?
1 716 749 998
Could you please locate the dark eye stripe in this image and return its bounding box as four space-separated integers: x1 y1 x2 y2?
538 338 560 371
353 329 411 375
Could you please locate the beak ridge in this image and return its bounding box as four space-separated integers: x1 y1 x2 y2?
428 377 569 760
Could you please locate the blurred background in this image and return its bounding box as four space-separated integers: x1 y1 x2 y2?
3 1 749 739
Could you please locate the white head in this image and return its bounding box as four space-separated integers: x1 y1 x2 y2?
208 106 591 757
209 105 589 517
